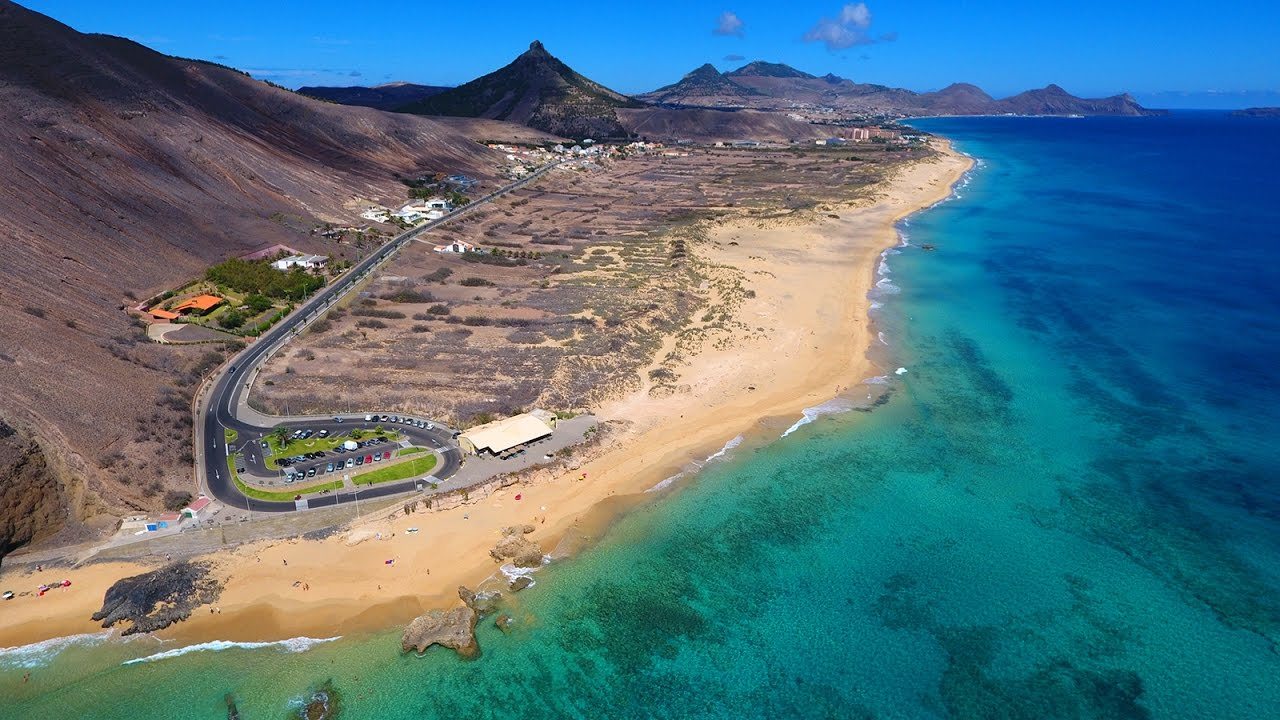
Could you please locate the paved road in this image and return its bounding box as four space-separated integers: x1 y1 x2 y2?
196 161 565 513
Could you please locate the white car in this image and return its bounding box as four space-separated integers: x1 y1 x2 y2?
364 414 373 422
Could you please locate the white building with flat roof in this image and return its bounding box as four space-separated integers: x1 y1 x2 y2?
459 410 556 455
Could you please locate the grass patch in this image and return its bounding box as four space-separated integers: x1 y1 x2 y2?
229 455 342 501
224 428 238 444
397 446 428 457
354 454 438 486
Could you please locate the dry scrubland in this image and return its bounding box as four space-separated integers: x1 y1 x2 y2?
254 145 925 426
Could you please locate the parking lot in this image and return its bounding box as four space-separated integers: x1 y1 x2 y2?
229 414 456 488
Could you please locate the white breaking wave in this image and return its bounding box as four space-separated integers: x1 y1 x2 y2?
874 277 900 294
500 557 550 589
0 631 115 670
878 331 889 346
122 636 340 665
702 435 744 464
781 397 857 438
646 472 685 493
645 435 744 493
864 375 891 385
895 367 909 375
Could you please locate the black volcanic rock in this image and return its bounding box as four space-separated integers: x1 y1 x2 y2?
726 61 816 79
400 40 643 138
298 82 448 110
91 561 222 635
638 63 761 106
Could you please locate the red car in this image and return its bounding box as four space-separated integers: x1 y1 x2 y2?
382 450 391 460
364 454 373 464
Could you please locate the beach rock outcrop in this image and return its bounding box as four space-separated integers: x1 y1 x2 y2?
509 576 534 592
401 606 479 658
294 680 342 720
490 526 545 568
495 614 514 633
91 560 222 635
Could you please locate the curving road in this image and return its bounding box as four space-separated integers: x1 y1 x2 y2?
195 161 565 513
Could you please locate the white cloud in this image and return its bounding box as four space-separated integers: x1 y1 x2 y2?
804 3 882 51
840 3 871 28
713 11 745 37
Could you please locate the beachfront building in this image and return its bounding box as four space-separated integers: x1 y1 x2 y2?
181 495 212 521
272 254 329 271
459 409 556 456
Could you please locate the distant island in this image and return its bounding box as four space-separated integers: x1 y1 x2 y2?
1230 107 1280 117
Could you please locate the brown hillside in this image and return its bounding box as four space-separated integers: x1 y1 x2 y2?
0 0 547 558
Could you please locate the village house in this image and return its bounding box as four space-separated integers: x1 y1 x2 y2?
272 254 328 271
435 239 476 254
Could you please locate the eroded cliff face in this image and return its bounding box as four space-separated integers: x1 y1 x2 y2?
0 420 69 561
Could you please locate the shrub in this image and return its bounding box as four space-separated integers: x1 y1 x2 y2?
426 304 451 316
382 289 434 303
218 310 246 329
22 306 45 318
461 316 491 326
410 324 432 333
244 294 273 313
356 318 387 329
460 277 495 287
163 490 193 511
422 268 453 283
351 307 406 319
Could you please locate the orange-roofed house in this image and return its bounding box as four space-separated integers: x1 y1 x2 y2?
172 294 224 316
149 308 180 321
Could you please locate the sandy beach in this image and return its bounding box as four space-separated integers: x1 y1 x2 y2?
0 141 973 651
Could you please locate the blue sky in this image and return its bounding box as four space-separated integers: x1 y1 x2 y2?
26 0 1280 108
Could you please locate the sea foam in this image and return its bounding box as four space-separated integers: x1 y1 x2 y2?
0 631 115 670
645 435 744 493
781 397 857 438
122 636 340 665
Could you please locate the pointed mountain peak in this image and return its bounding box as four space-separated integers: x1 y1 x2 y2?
524 40 549 57
686 63 722 78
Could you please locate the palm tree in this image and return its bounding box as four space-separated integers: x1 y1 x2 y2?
271 424 290 449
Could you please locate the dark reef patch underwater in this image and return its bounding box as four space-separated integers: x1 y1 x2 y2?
2 112 1278 719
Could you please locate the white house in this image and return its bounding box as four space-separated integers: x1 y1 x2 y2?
273 254 329 271
360 207 390 222
435 240 476 254
425 198 452 211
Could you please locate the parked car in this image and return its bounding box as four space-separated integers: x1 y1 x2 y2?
380 415 388 422
427 423 435 430
373 454 382 463
391 415 399 423
346 458 354 469
364 454 373 464
334 417 344 423
261 440 270 449
307 467 317 477
364 414 373 422
326 462 335 472
355 456 364 466
382 451 391 460
318 429 329 438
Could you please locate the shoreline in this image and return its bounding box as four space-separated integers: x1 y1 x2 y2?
0 141 974 654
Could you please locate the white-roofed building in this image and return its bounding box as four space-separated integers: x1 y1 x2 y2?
459 410 556 455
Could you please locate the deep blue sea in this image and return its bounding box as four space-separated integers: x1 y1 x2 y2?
3 112 1279 719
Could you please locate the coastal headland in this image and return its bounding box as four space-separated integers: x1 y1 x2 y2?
0 141 973 652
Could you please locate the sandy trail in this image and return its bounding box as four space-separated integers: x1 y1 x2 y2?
0 142 973 649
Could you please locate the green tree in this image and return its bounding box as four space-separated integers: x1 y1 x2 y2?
245 294 273 314
271 425 290 449
218 310 246 329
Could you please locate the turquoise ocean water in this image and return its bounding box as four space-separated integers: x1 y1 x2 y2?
4 113 1279 718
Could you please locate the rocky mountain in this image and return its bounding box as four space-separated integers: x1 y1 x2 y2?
637 63 761 107
298 81 449 111
0 0 552 559
725 61 816 79
990 84 1153 116
400 40 643 139
645 60 1163 117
